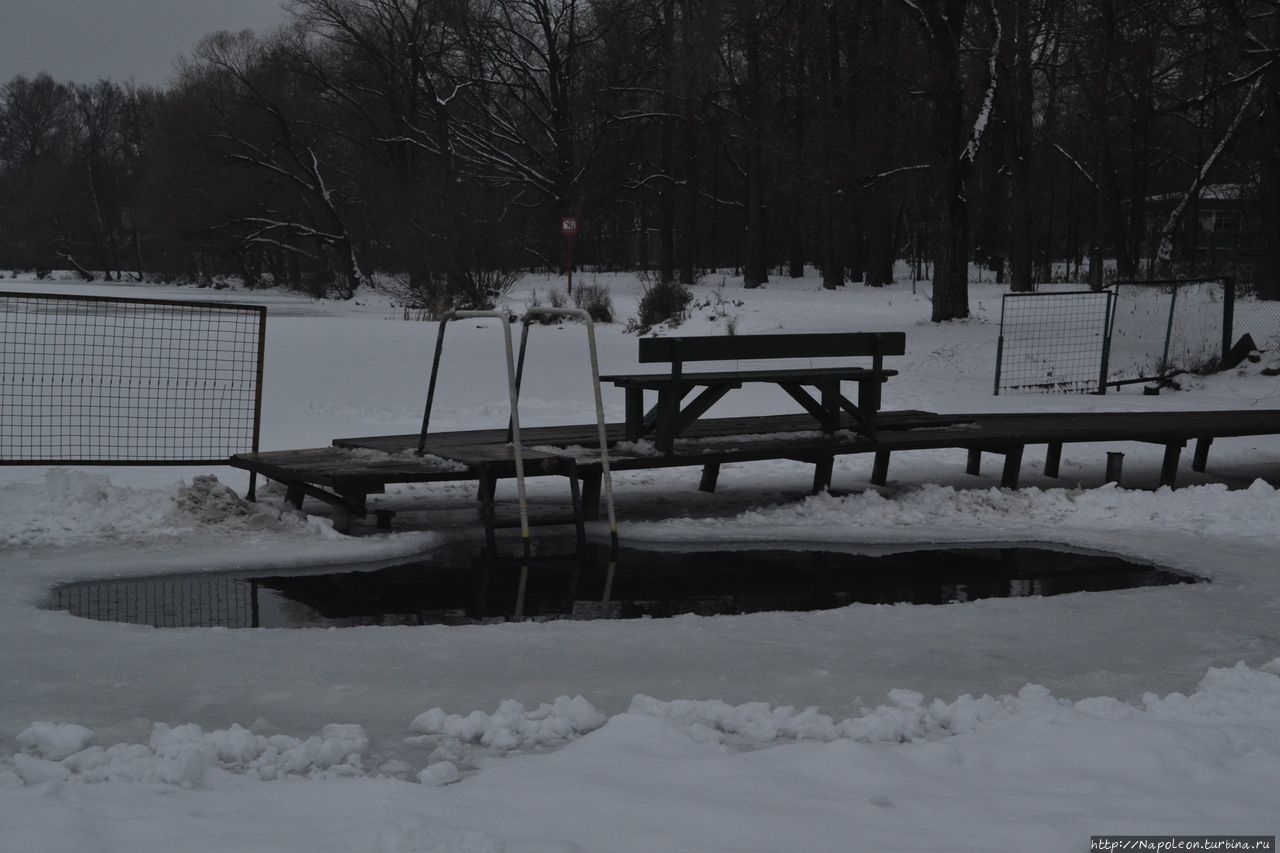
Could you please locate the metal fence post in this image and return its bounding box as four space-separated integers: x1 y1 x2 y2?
1097 290 1114 394
1221 275 1236 366
1158 283 1179 379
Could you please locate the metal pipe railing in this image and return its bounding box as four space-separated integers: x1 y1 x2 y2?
419 310 531 545
517 307 620 556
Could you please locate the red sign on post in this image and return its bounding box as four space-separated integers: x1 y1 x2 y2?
560 217 579 294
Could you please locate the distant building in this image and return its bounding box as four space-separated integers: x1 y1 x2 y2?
1145 183 1257 265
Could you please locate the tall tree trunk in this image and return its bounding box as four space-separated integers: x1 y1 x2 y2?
743 23 768 288
928 0 972 321
658 0 676 283
1004 0 1034 291
820 2 842 290
1257 70 1280 299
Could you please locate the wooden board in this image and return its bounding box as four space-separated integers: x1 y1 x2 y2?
233 409 1280 496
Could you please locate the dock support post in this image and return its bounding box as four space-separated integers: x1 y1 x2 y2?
812 457 834 494
966 448 983 476
1001 445 1025 489
331 506 352 535
1105 452 1124 486
565 460 587 550
579 467 602 521
477 467 498 552
1192 437 1212 473
699 463 721 493
1160 442 1183 488
1044 442 1063 478
871 451 891 486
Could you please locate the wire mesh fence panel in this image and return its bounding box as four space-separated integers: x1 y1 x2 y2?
1108 280 1226 385
1233 284 1280 351
50 575 258 628
0 292 265 463
995 291 1112 394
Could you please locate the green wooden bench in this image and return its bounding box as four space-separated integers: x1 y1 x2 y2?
600 332 906 452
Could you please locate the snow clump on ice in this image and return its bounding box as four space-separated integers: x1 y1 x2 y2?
16 721 94 761
5 721 369 788
409 695 607 752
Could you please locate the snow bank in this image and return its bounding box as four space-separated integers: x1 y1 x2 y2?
8 660 1276 800
396 658 1280 762
627 479 1280 545
629 659 1280 747
0 471 336 548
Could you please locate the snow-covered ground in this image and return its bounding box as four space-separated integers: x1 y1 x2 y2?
2 270 1279 852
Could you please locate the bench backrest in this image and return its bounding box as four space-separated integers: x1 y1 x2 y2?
638 332 906 365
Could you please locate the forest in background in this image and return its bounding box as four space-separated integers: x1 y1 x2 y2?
2 0 1279 320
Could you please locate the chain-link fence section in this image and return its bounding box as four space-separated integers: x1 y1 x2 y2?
50 575 259 628
1232 282 1280 351
994 291 1113 394
0 292 266 464
1108 279 1230 385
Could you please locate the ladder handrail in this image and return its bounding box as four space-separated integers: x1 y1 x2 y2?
515 307 619 554
419 310 531 543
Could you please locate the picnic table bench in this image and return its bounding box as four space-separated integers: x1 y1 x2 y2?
600 332 906 452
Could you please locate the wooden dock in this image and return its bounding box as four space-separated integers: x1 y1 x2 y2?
229 408 1280 532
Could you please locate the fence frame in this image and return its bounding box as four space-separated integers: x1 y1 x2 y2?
994 290 1115 395
0 290 267 468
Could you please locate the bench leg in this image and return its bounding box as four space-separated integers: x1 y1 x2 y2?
1001 445 1024 489
966 448 983 476
857 377 882 439
871 451 891 486
820 383 839 432
812 457 834 494
655 385 678 453
699 463 721 493
1044 442 1063 478
624 387 645 441
1192 437 1212 473
285 482 305 510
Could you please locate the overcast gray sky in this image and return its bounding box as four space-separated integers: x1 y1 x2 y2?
0 0 290 87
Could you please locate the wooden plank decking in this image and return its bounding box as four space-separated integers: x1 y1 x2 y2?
229 407 1280 533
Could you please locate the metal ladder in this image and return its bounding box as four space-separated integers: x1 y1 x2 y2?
418 308 618 568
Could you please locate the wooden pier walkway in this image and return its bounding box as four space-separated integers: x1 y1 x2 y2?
230 408 1280 532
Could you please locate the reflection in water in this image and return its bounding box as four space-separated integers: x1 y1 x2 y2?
48 542 1198 629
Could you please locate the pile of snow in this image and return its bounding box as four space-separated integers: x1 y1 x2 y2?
409 695 607 753
0 471 334 548
630 658 1280 748
3 721 369 789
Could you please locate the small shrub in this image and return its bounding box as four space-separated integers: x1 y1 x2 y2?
548 287 569 309
385 268 520 320
572 282 615 323
627 274 692 333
